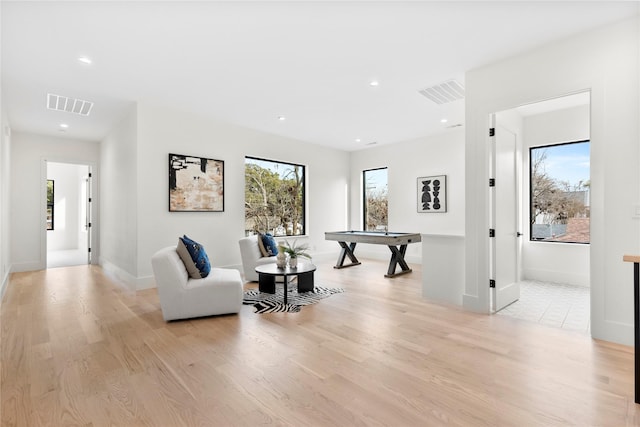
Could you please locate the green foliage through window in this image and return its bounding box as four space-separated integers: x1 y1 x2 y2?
363 168 388 231
47 180 54 230
244 157 305 237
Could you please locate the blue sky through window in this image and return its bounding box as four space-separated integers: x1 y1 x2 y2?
533 141 590 186
364 168 388 193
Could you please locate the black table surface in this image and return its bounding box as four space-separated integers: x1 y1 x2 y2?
255 262 316 277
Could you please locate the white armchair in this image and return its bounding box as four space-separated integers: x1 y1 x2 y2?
238 235 277 282
151 246 243 321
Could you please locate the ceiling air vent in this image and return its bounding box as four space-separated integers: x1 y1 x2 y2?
47 93 94 116
418 79 465 105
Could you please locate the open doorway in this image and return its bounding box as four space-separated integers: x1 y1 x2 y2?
491 91 591 333
46 161 92 268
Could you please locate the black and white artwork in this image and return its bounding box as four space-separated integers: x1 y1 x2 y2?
169 153 224 212
417 175 447 213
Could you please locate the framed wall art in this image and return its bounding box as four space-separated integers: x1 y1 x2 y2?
417 175 446 213
169 153 224 212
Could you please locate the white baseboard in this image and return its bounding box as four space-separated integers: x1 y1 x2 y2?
100 258 138 292
463 293 487 313
0 266 11 300
114 264 245 292
136 275 156 290
10 261 44 273
523 268 590 287
592 319 633 346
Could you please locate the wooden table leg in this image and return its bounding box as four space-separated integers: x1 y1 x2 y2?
283 275 288 305
334 241 361 269
385 244 412 278
258 272 276 294
297 271 315 293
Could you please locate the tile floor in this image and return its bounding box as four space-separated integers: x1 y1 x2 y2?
47 249 89 269
496 280 590 333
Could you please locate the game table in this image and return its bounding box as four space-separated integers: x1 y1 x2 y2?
325 230 422 278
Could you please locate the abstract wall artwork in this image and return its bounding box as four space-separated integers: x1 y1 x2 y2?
169 153 224 212
417 175 447 213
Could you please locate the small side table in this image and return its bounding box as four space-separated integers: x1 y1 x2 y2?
255 262 316 305
623 254 640 404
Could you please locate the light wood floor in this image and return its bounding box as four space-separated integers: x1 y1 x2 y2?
1 258 638 426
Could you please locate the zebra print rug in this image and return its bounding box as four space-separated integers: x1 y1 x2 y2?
243 286 344 313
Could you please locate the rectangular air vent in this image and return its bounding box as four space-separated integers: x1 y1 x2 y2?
47 93 94 116
418 79 465 105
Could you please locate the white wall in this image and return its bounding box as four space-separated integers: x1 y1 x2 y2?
0 123 8 298
0 0 9 298
422 235 465 305
0 6 10 296
349 128 465 263
522 104 590 287
46 163 87 251
98 102 351 289
10 132 99 272
99 106 138 285
464 17 639 345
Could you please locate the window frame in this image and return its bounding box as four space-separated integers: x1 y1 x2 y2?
244 156 306 237
362 167 388 232
47 179 55 231
529 139 590 244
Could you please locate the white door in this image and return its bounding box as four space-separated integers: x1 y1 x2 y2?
84 169 93 264
492 123 520 311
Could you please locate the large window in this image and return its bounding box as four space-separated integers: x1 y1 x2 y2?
530 140 590 243
363 167 388 231
245 157 305 236
46 179 55 230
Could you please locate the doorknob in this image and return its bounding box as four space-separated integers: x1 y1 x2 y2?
516 232 523 237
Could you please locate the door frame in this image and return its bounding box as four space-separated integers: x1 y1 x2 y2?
40 158 98 269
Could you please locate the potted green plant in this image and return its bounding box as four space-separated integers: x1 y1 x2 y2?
281 240 312 268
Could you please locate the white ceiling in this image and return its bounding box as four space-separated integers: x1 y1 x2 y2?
2 1 638 151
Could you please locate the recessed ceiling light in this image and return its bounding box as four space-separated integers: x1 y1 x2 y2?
355 138 361 142
441 118 448 123
60 123 69 128
369 81 379 87
278 116 286 121
78 56 92 65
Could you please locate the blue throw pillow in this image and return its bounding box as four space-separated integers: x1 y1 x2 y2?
177 235 211 278
261 233 279 256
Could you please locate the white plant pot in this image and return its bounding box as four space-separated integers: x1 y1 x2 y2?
288 257 298 269
276 252 287 269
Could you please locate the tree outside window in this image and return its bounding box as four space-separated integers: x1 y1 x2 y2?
530 141 590 243
363 168 388 231
244 157 305 236
47 179 54 230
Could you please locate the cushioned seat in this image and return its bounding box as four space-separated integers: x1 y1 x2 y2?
151 246 243 321
238 234 277 282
